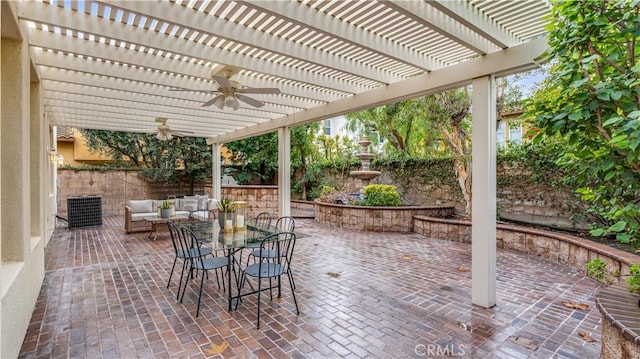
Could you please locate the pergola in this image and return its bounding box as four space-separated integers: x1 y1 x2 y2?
7 0 551 309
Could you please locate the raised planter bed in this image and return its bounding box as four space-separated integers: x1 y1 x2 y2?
413 215 639 279
596 283 640 358
414 215 640 358
314 200 455 232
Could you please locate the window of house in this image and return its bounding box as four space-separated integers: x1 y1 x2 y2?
509 124 522 144
323 120 331 136
496 121 506 147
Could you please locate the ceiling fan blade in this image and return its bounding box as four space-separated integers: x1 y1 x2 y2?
236 94 265 108
213 75 232 89
202 94 224 108
238 87 281 94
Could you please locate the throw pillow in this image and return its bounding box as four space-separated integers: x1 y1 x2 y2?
197 195 209 211
182 199 198 212
129 200 153 213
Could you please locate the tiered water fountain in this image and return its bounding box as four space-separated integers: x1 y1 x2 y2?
350 138 381 191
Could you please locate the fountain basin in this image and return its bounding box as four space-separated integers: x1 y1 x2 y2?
350 170 382 181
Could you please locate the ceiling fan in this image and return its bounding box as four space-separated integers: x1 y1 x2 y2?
153 117 194 141
171 67 281 110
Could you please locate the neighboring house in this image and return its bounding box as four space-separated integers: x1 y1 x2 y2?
56 126 233 167
321 116 348 137
497 108 527 148
56 127 113 166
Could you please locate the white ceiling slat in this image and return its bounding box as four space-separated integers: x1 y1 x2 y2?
13 0 549 144
211 37 548 143
103 0 401 85
428 0 518 48
33 50 324 109
44 100 244 134
38 66 290 116
19 1 369 95
42 90 263 128
241 0 441 72
382 1 498 55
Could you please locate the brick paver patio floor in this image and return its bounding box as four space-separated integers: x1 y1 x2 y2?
19 216 602 358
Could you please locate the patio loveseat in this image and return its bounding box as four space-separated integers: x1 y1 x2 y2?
124 196 217 233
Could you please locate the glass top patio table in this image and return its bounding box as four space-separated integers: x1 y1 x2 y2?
179 220 276 312
180 220 273 250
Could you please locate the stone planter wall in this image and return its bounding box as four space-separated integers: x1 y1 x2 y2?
314 200 455 232
414 215 639 282
596 283 640 359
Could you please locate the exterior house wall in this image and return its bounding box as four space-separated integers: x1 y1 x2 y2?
0 6 55 357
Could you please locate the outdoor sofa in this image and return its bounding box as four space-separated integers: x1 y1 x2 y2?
125 195 217 233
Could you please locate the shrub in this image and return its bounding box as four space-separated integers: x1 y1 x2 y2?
319 189 357 204
627 264 640 294
360 184 401 206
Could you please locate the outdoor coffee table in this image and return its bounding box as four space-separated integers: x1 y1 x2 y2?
144 215 190 241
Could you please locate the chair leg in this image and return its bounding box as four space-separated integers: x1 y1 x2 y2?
180 266 193 303
196 270 205 317
288 268 296 289
256 277 262 329
167 257 178 288
234 273 246 311
176 259 189 300
287 271 300 315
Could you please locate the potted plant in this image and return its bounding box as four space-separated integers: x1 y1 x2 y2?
217 199 236 229
159 201 173 219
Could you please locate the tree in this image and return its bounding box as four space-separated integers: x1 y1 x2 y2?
291 123 321 200
345 89 472 215
345 99 443 158
224 132 279 184
421 89 472 216
80 129 212 195
526 0 640 247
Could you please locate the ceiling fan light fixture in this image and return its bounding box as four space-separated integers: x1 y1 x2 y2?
224 94 237 107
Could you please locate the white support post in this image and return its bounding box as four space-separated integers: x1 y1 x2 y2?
471 75 497 308
278 127 291 217
211 143 221 200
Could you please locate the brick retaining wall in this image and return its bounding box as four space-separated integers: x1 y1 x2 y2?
413 215 639 280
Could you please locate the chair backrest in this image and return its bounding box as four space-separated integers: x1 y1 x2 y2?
257 232 296 269
181 227 208 264
167 221 182 255
253 212 273 230
275 216 295 233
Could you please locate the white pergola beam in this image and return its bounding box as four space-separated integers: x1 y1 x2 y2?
42 91 258 128
28 30 341 103
43 100 238 134
100 0 403 85
428 1 518 49
385 1 498 54
34 50 319 110
41 82 271 125
38 66 289 116
211 37 547 143
243 0 443 72
18 1 371 95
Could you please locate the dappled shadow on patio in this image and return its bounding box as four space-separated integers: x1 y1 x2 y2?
19 216 601 358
